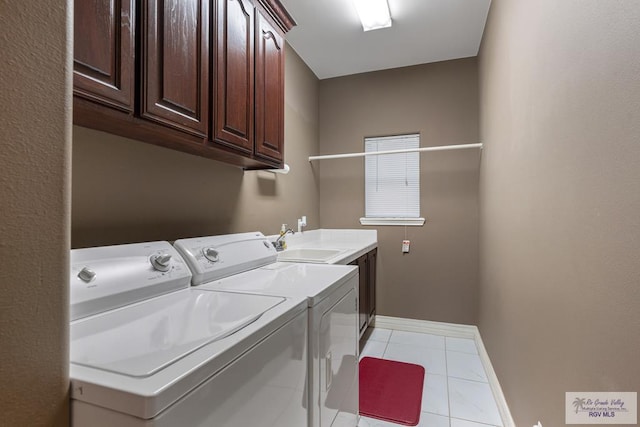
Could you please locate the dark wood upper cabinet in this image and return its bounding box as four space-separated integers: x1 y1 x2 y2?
73 0 295 169
73 0 135 111
213 0 255 154
254 10 285 163
141 0 210 137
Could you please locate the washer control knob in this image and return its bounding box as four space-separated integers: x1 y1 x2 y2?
204 247 219 262
78 267 96 282
150 254 172 272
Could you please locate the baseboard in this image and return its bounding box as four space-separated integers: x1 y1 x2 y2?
370 315 515 427
372 315 477 339
473 327 516 427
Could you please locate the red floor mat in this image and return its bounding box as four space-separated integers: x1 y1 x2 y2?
359 357 425 426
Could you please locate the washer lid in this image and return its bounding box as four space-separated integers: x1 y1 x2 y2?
70 289 284 377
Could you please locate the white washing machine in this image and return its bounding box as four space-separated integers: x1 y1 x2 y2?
174 232 360 427
69 240 309 427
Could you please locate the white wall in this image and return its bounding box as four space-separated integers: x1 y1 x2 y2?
0 1 72 425
479 0 640 424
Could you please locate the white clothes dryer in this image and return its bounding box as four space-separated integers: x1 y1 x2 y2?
174 232 359 427
69 240 308 427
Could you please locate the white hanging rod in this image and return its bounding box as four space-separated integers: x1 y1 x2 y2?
308 143 483 161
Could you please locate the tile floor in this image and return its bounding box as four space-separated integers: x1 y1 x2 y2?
358 328 503 427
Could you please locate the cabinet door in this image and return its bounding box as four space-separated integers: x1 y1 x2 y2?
254 10 285 163
142 0 209 136
356 256 368 333
73 0 135 111
213 0 255 154
367 249 377 320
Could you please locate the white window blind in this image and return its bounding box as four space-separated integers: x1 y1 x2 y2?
364 134 420 218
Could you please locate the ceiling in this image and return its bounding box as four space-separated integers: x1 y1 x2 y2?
279 0 492 80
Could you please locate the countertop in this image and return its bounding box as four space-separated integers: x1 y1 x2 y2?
271 229 377 265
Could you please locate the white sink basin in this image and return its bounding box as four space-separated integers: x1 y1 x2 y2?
277 248 347 263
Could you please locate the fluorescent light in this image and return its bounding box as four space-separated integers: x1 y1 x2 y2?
353 0 392 32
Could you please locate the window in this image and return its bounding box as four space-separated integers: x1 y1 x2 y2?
360 134 425 226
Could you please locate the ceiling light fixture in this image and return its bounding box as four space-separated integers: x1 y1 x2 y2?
353 0 392 32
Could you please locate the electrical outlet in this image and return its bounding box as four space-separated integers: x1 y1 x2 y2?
402 240 410 253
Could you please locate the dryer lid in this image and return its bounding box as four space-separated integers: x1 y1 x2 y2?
70 289 284 377
203 262 358 306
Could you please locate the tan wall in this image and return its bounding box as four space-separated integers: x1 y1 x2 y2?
479 0 640 424
0 1 71 426
318 59 480 324
72 45 319 247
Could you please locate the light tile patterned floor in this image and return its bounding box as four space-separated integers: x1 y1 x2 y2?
358 328 503 427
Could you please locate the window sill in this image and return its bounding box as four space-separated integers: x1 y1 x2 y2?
359 217 425 226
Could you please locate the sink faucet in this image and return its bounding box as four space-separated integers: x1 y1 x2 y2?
273 228 294 252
